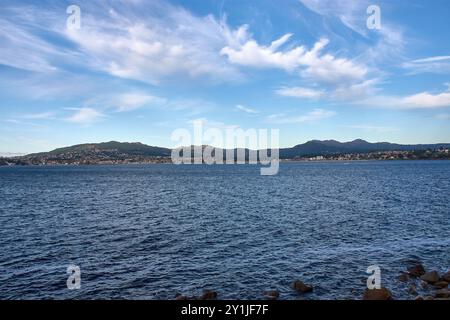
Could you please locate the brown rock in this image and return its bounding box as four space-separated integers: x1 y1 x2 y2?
415 296 424 300
441 270 450 282
292 280 313 293
434 289 450 299
263 290 280 299
175 293 188 300
200 290 217 300
420 271 440 284
433 281 448 289
407 264 426 277
397 272 409 282
363 287 393 300
424 296 434 300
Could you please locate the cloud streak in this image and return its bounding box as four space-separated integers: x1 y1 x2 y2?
236 104 259 114
66 108 105 124
276 87 324 99
356 86 450 109
267 109 336 124
403 56 450 74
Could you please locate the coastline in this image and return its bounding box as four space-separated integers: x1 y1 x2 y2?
1 158 450 167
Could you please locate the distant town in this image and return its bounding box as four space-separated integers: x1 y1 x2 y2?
292 149 450 162
0 141 449 166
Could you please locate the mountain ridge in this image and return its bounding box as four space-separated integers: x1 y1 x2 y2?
13 139 450 159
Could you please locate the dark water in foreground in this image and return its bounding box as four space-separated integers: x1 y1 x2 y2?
0 161 449 300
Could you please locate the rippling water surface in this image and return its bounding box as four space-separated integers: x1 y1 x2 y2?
0 161 449 299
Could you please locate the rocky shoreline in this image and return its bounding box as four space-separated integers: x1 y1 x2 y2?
173 264 450 300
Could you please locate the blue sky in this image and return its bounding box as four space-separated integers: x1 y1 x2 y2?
1 0 450 154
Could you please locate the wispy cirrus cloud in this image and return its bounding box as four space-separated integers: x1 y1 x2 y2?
299 0 369 36
277 78 380 102
0 17 61 73
3 119 44 128
412 56 450 63
115 94 167 112
236 104 259 114
266 109 336 124
86 93 166 113
403 56 450 74
345 124 398 133
0 1 243 84
21 112 55 120
298 0 405 66
63 8 243 84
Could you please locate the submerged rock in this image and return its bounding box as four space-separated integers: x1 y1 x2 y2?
407 264 426 277
420 271 440 284
441 270 450 282
397 272 409 282
434 289 450 299
263 290 280 299
175 293 188 300
363 287 393 300
433 281 448 289
200 290 218 300
292 280 313 293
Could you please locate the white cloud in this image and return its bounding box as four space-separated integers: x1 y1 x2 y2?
236 104 259 114
266 109 336 124
331 79 380 100
61 3 243 84
401 91 450 109
1 1 374 98
276 87 324 99
221 34 367 84
301 39 368 83
66 108 105 124
356 86 450 109
277 79 379 101
0 2 242 84
221 32 303 71
412 56 450 63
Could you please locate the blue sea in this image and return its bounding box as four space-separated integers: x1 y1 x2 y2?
0 161 449 299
